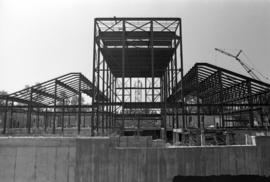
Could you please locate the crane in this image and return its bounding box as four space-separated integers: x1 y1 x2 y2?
215 48 261 81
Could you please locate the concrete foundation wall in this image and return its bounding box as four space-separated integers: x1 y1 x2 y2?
0 137 76 182
76 138 268 182
0 136 270 182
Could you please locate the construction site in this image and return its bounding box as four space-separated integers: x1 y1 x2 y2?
0 17 270 182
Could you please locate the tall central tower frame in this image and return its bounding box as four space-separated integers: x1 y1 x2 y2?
91 17 184 137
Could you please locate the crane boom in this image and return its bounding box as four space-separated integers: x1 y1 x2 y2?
215 48 261 81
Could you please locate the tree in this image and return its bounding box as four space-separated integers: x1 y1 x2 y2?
70 95 85 112
70 95 85 105
0 90 8 106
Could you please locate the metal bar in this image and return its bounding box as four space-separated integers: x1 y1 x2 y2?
164 74 168 140
62 99 65 133
95 17 181 21
27 88 33 134
179 19 185 129
78 76 82 134
53 81 57 134
145 78 147 102
150 20 155 102
44 108 48 132
113 77 117 128
121 20 126 135
96 43 101 135
173 37 179 128
37 105 40 129
196 66 201 129
9 101 14 129
218 70 225 127
247 80 254 127
106 63 109 134
101 54 105 135
109 71 112 132
55 80 78 94
2 97 8 134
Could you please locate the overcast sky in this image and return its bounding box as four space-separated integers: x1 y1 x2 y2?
1 0 270 93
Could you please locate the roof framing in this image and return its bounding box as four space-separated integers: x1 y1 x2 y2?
4 73 107 106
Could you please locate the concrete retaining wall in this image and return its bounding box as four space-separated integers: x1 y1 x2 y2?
76 139 268 182
0 136 270 182
0 137 76 182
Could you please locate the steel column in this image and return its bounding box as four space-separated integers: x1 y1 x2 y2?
78 76 82 134
150 20 155 102
53 81 57 134
2 97 8 134
121 20 126 135
27 88 33 134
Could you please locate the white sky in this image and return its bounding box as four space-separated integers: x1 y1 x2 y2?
1 0 270 93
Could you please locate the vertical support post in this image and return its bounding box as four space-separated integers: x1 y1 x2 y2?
130 78 132 103
150 20 155 102
196 66 201 129
113 77 117 128
179 19 185 129
2 97 8 134
247 80 254 127
121 19 126 135
102 59 105 135
83 113 86 128
174 38 179 128
44 107 48 132
109 71 112 133
130 77 132 134
163 74 168 141
171 60 175 129
10 101 14 128
61 99 65 133
218 70 224 127
68 111 71 128
27 88 33 134
145 78 147 102
96 46 101 135
53 81 57 134
106 63 109 135
78 75 82 134
91 19 97 136
37 105 40 129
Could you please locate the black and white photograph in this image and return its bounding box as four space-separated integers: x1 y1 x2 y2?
0 0 270 181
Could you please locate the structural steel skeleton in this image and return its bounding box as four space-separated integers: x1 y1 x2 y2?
91 17 184 138
1 17 270 141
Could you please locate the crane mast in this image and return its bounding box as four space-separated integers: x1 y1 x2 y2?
215 48 261 81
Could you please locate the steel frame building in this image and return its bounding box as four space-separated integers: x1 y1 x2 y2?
0 73 99 135
1 17 270 144
91 17 184 137
170 63 270 129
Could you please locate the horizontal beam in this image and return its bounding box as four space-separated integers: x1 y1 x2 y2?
56 80 79 94
96 17 181 21
5 97 47 106
32 88 62 101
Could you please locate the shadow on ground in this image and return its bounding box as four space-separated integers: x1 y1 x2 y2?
173 175 270 182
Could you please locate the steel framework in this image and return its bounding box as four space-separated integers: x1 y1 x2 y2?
169 63 270 130
91 17 184 138
1 17 270 143
0 73 104 135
